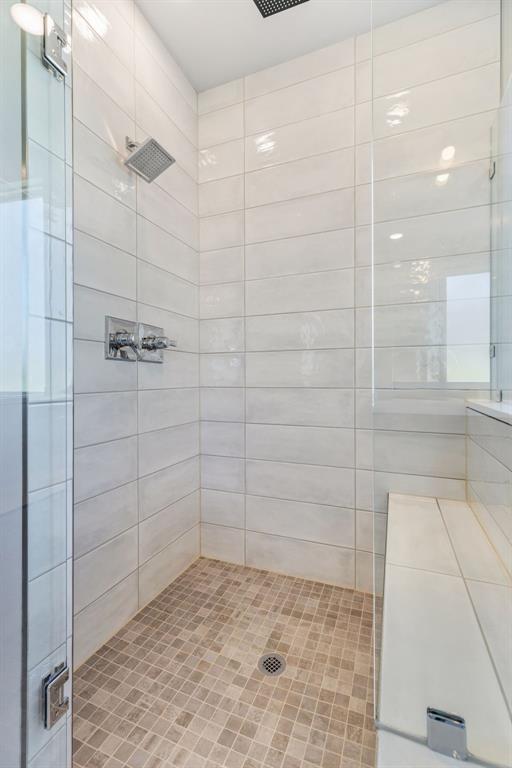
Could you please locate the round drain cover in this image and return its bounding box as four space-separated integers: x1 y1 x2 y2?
258 653 286 677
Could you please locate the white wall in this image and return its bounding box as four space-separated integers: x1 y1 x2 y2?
197 0 501 593
197 39 364 588
72 0 200 668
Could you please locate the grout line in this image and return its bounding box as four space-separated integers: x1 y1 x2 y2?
242 74 247 568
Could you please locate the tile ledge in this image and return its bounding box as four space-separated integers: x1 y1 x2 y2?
466 399 512 426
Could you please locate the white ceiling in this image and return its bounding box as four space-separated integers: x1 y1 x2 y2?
136 0 443 92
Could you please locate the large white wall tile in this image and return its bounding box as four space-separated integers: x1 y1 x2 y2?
199 139 244 182
138 422 199 477
74 120 136 208
139 490 199 563
74 527 137 613
199 103 244 148
201 387 244 422
74 481 138 558
201 524 245 564
138 526 199 606
75 391 137 447
245 189 353 243
245 69 354 134
246 388 354 428
199 79 243 115
74 231 136 300
138 388 199 433
138 456 200 521
246 349 353 388
246 531 355 587
246 459 354 508
73 573 138 668
246 309 354 351
246 148 354 208
246 495 354 548
201 489 245 528
74 436 138 503
245 39 354 99
245 228 354 279
246 424 354 468
246 271 353 315
74 176 136 254
245 109 354 171
373 15 499 98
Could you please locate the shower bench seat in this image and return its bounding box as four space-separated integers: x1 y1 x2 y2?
376 493 512 768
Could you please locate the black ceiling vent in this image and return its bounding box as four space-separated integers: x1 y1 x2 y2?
252 0 310 18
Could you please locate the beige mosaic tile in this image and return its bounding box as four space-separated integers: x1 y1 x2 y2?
73 558 376 768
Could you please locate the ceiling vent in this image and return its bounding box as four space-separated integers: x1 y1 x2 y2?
252 0 310 18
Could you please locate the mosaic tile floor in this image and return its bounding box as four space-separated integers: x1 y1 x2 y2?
73 558 376 768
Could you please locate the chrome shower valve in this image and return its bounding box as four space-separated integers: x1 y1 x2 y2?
105 317 177 363
140 335 177 351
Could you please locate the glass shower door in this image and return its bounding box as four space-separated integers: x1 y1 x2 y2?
0 2 73 766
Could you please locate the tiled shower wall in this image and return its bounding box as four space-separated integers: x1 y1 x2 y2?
197 0 501 591
72 0 200 667
198 38 366 588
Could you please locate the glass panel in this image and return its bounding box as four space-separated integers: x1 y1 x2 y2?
491 0 512 403
371 0 509 764
25 0 73 764
0 4 24 766
1 2 72 766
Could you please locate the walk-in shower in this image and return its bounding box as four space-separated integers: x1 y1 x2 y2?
1 0 510 767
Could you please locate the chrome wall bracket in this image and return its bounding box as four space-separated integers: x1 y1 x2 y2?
427 708 467 760
42 14 68 80
105 317 176 362
43 663 69 730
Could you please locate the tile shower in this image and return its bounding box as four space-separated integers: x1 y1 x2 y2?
2 0 510 765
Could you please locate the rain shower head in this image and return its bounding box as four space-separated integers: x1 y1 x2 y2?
124 137 175 183
252 0 310 18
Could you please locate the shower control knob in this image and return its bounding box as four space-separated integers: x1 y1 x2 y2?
140 335 177 351
110 331 137 350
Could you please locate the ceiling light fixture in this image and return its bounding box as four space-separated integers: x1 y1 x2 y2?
390 233 403 240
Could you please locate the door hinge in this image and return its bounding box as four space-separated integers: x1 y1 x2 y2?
42 14 68 80
43 662 69 729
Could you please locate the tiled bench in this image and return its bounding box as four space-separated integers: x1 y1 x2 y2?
376 493 512 767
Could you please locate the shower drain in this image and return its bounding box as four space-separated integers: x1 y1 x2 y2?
258 653 286 677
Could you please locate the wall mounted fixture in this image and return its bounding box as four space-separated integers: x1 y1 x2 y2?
10 4 68 79
124 137 175 183
42 12 68 79
105 317 176 363
138 322 177 363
